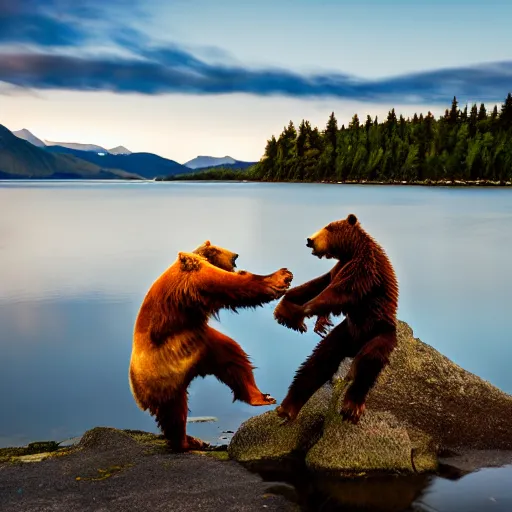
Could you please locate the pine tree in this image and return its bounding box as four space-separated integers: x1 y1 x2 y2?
461 105 468 122
469 104 478 137
449 96 459 125
325 112 338 149
478 103 487 121
500 93 512 130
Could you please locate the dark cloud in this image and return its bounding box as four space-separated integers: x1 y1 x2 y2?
0 13 85 46
0 0 139 46
0 0 509 104
0 48 511 104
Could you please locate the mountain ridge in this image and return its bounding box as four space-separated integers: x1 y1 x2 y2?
185 155 256 170
44 145 190 179
12 129 46 148
14 129 133 155
0 125 142 180
10 127 256 177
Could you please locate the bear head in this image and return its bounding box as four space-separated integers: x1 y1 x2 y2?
192 240 239 272
306 213 360 260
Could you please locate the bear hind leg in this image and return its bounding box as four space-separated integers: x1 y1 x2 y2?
341 328 397 425
203 328 276 406
277 319 356 422
152 389 210 452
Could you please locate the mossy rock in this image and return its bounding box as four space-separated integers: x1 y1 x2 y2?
342 321 512 451
229 320 512 475
228 385 330 463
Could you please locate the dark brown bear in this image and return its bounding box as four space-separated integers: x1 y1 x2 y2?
129 241 293 452
274 214 398 425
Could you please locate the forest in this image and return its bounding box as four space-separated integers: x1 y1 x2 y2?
164 93 512 184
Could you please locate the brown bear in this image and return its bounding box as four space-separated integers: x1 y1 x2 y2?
129 240 293 452
274 214 398 425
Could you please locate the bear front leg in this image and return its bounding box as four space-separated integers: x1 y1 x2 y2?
273 271 334 331
199 266 294 310
283 271 333 305
303 284 351 319
340 329 397 424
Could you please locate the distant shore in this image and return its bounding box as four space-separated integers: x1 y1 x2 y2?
161 177 512 187
2 177 512 187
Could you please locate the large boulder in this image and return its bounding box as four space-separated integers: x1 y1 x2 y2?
228 321 512 475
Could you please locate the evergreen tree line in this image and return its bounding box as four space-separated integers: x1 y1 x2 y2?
161 167 245 181
165 93 512 184
252 93 512 183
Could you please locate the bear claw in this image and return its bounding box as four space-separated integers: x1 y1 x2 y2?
249 393 276 406
167 435 210 452
340 400 366 425
275 405 298 423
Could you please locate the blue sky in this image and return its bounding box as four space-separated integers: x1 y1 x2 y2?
1 0 511 163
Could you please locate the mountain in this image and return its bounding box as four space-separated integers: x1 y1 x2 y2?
0 125 142 180
185 156 236 169
12 129 46 148
184 155 256 170
44 145 190 179
194 161 256 171
14 129 133 155
15 129 133 156
44 140 110 153
108 146 132 155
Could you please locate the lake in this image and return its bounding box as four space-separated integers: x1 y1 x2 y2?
1 180 511 511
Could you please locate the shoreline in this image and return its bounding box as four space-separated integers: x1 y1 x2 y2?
2 427 512 512
162 178 512 187
2 426 512 472
2 177 512 187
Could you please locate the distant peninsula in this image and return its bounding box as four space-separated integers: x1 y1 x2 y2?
162 93 512 187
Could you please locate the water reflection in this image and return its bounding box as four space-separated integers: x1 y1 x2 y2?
1 181 512 448
254 461 512 511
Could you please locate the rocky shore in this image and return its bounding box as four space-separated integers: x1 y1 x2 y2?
229 321 512 475
0 427 299 512
1 320 512 511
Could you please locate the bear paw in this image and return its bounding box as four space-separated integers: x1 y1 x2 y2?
275 313 307 333
340 398 366 425
275 404 299 423
267 268 294 298
249 393 277 406
314 315 333 338
274 300 307 333
167 435 210 452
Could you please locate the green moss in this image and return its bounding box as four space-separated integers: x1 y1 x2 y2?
0 440 69 464
75 463 134 482
200 450 230 461
123 429 165 445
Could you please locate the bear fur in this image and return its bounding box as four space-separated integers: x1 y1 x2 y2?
274 213 398 425
129 240 293 452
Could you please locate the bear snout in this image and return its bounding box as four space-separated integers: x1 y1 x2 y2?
232 254 239 266
306 238 313 248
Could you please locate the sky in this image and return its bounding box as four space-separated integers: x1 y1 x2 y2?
1 0 511 163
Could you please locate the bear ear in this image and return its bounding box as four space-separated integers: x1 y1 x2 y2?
179 252 201 271
347 213 358 226
204 240 211 246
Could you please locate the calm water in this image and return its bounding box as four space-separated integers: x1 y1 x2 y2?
1 180 511 510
